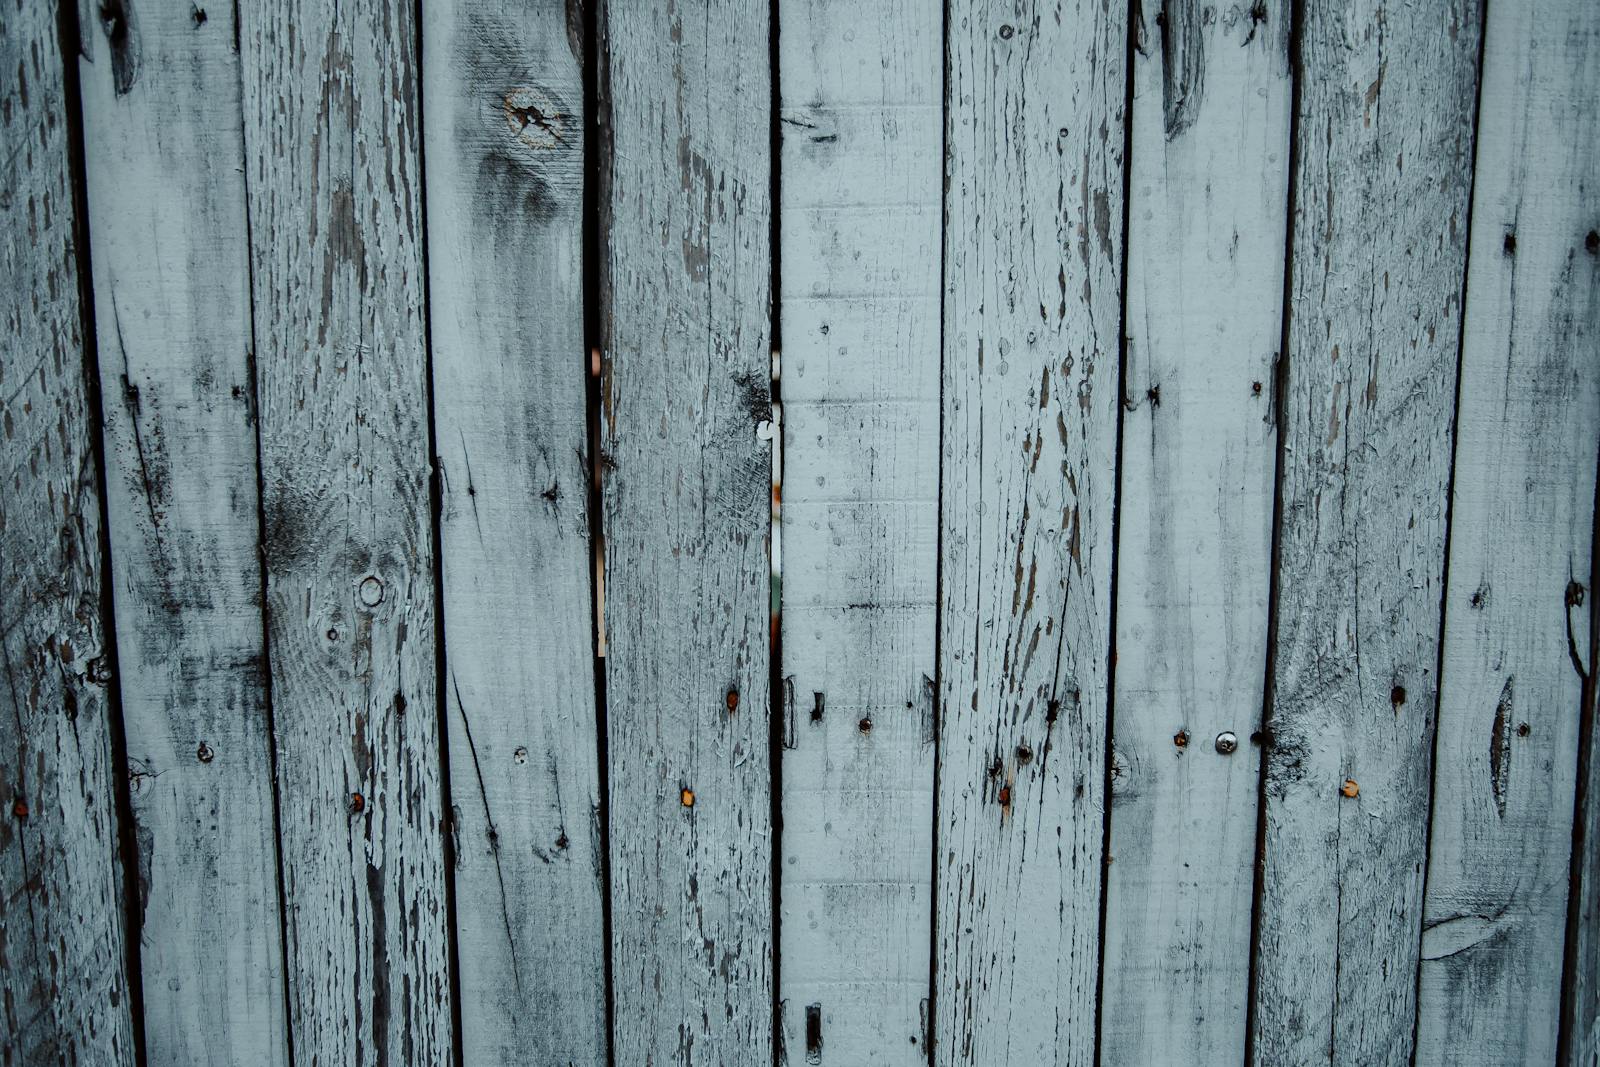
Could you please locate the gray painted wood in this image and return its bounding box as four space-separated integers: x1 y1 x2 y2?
237 0 452 1061
421 1 607 1063
1251 2 1483 1063
937 1 1127 1062
598 1 774 1061
1414 3 1599 1063
777 0 941 1061
74 4 289 1062
0 1 136 1062
1100 3 1290 1063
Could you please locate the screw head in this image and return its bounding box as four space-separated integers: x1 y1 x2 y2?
1214 731 1238 754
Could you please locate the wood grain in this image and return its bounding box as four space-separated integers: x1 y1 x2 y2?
777 0 941 1061
937 1 1127 1063
1099 3 1290 1062
0 1 136 1061
1251 2 1482 1063
75 3 289 1062
421 1 607 1062
237 0 452 1060
1413 3 1599 1064
598 0 774 1061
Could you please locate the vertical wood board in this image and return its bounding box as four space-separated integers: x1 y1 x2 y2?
777 0 942 1061
1099 2 1291 1062
937 1 1128 1063
1252 3 1483 1064
238 0 453 1060
76 3 290 1062
421 0 608 1062
599 0 775 1061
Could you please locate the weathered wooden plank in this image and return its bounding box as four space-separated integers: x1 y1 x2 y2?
1099 3 1291 1062
777 0 941 1061
237 0 452 1061
421 2 607 1063
598 0 773 1060
1251 2 1482 1064
74 4 289 1062
0 1 137 1062
1414 3 1600 1063
937 2 1127 1063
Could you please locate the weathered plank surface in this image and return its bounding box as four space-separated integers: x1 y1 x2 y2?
238 0 452 1060
937 1 1127 1063
0 2 137 1063
74 4 289 1062
777 0 941 1061
598 1 774 1061
1099 2 1290 1062
1251 2 1482 1063
1413 3 1600 1063
421 1 608 1062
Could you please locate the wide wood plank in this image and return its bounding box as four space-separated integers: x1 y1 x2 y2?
0 1 136 1061
1099 3 1290 1062
238 0 452 1060
1413 3 1600 1063
421 1 607 1063
937 1 1127 1062
598 1 774 1060
776 0 941 1062
75 4 289 1062
1251 3 1482 1063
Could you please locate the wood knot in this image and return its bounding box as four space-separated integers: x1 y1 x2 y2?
504 86 565 150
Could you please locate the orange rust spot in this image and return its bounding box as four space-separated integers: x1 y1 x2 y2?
725 689 739 712
350 792 365 813
998 785 1012 807
1173 730 1189 749
680 788 695 808
1340 779 1360 799
11 798 27 819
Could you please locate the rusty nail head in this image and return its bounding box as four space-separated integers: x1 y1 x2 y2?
1340 778 1360 798
1174 730 1190 749
680 787 695 808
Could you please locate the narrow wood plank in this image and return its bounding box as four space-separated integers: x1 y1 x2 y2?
74 4 289 1062
1251 3 1482 1063
237 0 452 1060
937 2 1127 1062
598 1 773 1060
1414 3 1600 1062
0 1 137 1061
1099 3 1290 1062
777 0 941 1061
421 2 608 1063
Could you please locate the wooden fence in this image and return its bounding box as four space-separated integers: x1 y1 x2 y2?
2 0 1597 1063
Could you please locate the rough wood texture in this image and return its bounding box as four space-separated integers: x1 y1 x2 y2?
937 2 1127 1062
1252 2 1482 1064
1099 3 1290 1062
0 1 137 1062
1413 3 1599 1064
598 1 774 1061
422 1 607 1062
75 4 289 1062
238 0 452 1061
777 0 941 1061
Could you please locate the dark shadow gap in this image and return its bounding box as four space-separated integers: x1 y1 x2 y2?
581 2 618 1063
54 5 149 1063
1410 1 1492 1060
408 3 467 1064
1243 0 1305 1061
1090 5 1141 1064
